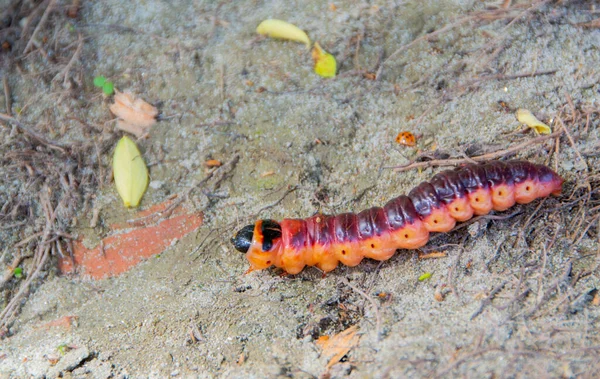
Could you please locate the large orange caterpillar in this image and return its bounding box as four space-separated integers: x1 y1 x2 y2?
232 160 563 274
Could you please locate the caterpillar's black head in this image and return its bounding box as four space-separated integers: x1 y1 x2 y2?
231 224 255 253
259 219 282 251
231 220 282 254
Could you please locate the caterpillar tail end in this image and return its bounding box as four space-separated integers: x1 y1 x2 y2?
537 165 565 198
551 176 565 196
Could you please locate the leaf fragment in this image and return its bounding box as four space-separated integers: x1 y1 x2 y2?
312 42 337 78
516 108 551 135
256 19 311 48
112 136 149 208
316 325 360 368
110 91 158 138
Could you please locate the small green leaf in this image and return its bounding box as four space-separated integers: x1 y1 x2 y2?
102 81 114 96
13 267 23 279
418 272 432 281
93 76 106 87
57 344 70 355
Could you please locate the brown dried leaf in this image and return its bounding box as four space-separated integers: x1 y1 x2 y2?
110 91 158 137
316 325 360 368
116 120 148 138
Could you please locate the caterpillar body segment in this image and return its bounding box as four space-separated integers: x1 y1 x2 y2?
232 160 564 274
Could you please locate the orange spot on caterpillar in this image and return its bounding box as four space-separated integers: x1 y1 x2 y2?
468 188 493 215
422 209 456 232
515 180 538 203
491 183 515 211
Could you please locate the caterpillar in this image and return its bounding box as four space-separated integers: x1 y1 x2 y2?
231 160 564 274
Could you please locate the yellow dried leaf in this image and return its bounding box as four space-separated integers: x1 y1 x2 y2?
312 42 337 78
113 136 149 208
516 108 551 135
256 19 310 48
316 325 360 368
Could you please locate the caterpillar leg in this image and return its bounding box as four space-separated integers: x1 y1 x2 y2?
421 208 456 232
280 245 307 274
467 188 494 215
304 243 337 272
490 183 516 211
359 234 396 261
514 180 538 204
445 197 474 222
332 241 364 267
388 221 430 249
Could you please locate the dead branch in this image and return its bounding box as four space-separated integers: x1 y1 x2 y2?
525 260 572 318
465 69 557 86
556 116 588 172
0 252 31 289
435 347 503 378
376 1 551 80
253 186 298 216
387 128 564 172
23 0 57 54
0 188 57 330
53 33 84 88
0 113 68 153
470 280 508 320
341 277 382 341
2 77 10 116
132 153 240 224
376 14 479 80
447 242 467 304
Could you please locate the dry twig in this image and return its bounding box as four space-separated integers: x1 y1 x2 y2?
470 280 508 320
387 129 563 172
0 187 63 330
132 154 240 224
0 113 68 153
2 77 10 116
23 0 57 54
54 33 84 88
341 277 382 341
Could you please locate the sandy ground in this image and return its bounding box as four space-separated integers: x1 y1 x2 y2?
1 0 599 378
